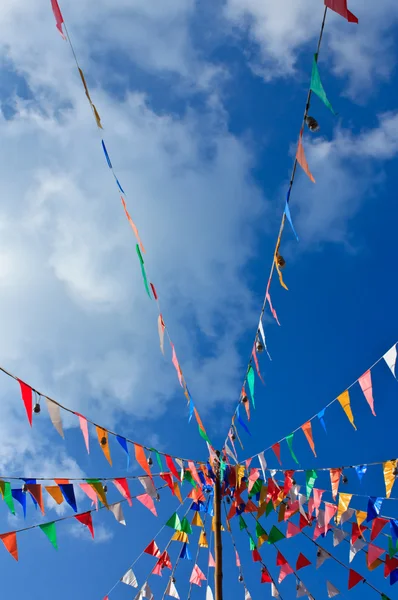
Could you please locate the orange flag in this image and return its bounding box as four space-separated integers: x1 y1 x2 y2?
134 444 153 480
120 196 145 254
96 427 112 466
26 484 45 515
301 421 317 457
383 460 396 499
0 532 18 561
173 482 183 504
337 390 356 430
330 468 342 500
45 486 64 505
296 135 315 183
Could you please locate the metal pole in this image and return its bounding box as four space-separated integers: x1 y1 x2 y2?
214 459 223 600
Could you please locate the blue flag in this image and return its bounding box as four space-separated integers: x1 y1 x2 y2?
116 435 130 468
236 406 251 436
317 409 327 433
367 497 383 522
390 519 398 545
180 542 192 560
12 489 27 518
284 190 299 241
101 140 113 168
59 484 77 513
355 465 367 483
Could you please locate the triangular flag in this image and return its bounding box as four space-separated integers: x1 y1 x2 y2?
139 477 157 499
87 480 109 508
352 521 367 543
278 562 294 583
39 522 58 549
18 380 32 426
337 391 356 429
324 503 338 534
75 512 94 538
349 539 366 563
358 370 376 416
179 543 191 560
134 445 152 479
261 567 272 583
11 489 26 518
165 455 180 481
371 518 388 541
166 513 181 531
271 583 280 598
121 568 138 587
301 421 317 456
333 529 348 546
46 399 64 438
45 485 64 506
286 522 301 538
272 443 282 465
384 461 396 498
367 544 384 568
189 564 206 587
26 484 45 515
113 478 133 507
116 436 130 468
199 531 208 548
355 465 367 482
166 579 180 599
326 581 340 598
50 0 65 37
180 517 193 535
172 531 188 543
247 365 255 408
296 135 315 183
340 508 355 525
286 433 299 465
58 484 77 512
348 569 364 590
306 470 317 499
0 532 18 561
296 553 311 570
209 552 215 567
110 502 126 525
158 315 166 355
330 468 342 500
317 548 331 568
384 344 397 378
245 589 252 600
77 413 90 453
310 55 336 114
137 494 157 516
385 554 398 576
268 526 285 544
296 582 310 598
134 583 154 600
337 493 352 524
252 549 262 562
325 0 358 24
96 427 112 466
173 482 183 504
367 497 383 522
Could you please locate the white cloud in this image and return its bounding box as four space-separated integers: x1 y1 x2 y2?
67 520 114 543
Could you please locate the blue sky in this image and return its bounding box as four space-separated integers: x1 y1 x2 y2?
0 0 397 598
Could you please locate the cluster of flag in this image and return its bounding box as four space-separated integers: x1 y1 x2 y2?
225 342 397 466
222 0 361 457
49 0 212 449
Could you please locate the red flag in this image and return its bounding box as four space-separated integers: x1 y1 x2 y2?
296 553 311 571
0 532 18 561
299 513 311 530
160 473 174 494
26 484 45 515
348 569 364 590
351 522 367 545
284 470 295 495
18 380 32 426
51 0 66 37
113 478 132 506
261 568 272 583
144 540 161 557
134 445 153 480
371 517 388 541
325 0 358 23
252 549 262 562
384 555 398 577
276 551 287 566
75 512 94 538
271 443 282 465
165 455 180 480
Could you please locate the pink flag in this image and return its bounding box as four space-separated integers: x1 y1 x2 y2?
18 380 33 426
367 544 384 568
358 370 376 416
137 493 157 516
313 489 325 517
296 135 315 183
76 413 90 453
209 552 216 567
325 0 358 23
190 564 206 587
278 562 294 583
252 343 265 384
80 483 98 509
51 0 66 37
188 461 202 487
286 522 301 538
324 502 338 535
266 291 280 326
235 550 241 567
171 343 184 387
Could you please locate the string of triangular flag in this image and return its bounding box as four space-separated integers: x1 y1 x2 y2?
221 0 360 457
237 342 397 465
0 364 205 471
48 0 212 448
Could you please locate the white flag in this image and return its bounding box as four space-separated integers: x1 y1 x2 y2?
122 568 138 587
110 502 126 525
258 319 272 360
244 589 252 600
46 398 64 438
296 581 309 597
206 585 214 600
384 344 397 378
225 443 238 463
134 583 154 600
333 529 348 547
165 579 180 599
139 476 157 498
340 508 355 525
327 581 340 598
316 549 330 569
349 539 366 563
258 452 267 479
271 583 280 598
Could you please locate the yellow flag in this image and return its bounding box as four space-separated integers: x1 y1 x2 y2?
89 481 109 508
191 513 204 527
383 460 396 499
172 531 189 543
356 510 367 527
212 518 225 532
199 530 208 548
257 534 268 548
96 426 112 465
236 465 245 489
337 390 357 430
337 493 352 524
275 255 288 290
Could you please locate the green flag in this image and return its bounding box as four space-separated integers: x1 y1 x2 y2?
3 482 15 515
249 479 262 498
247 366 255 409
306 469 318 499
183 471 197 489
149 448 163 471
388 536 398 558
239 516 247 530
267 525 285 545
381 595 391 600
180 517 193 535
286 433 299 465
255 521 267 539
166 513 181 531
310 54 336 115
136 245 152 299
265 500 274 517
198 426 211 445
40 522 58 550
248 533 256 550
